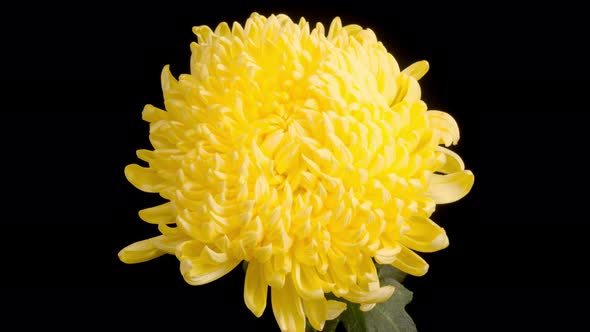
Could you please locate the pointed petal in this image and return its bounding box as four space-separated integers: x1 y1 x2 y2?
142 104 168 123
400 216 449 253
374 245 401 264
150 235 186 254
426 170 474 204
326 300 347 320
436 146 465 174
124 164 168 193
138 202 175 224
292 263 324 300
244 262 268 317
360 303 376 311
271 278 305 332
402 60 429 80
118 238 166 264
180 256 240 285
391 245 429 276
161 65 181 99
302 297 328 331
403 76 421 102
343 284 395 304
427 110 460 146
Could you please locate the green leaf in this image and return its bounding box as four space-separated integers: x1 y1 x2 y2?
338 265 417 332
380 264 407 283
322 318 341 332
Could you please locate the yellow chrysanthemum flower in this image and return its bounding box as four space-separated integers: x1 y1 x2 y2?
120 12 473 332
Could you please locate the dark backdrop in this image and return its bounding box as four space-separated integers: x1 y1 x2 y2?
3 1 588 331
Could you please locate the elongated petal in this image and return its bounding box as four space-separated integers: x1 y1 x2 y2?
142 104 168 123
391 244 429 276
152 238 184 254
427 110 460 146
343 284 395 304
138 202 175 224
360 303 376 311
436 146 465 174
244 262 268 317
161 65 181 99
180 256 240 285
400 216 449 252
302 297 328 331
375 245 401 264
402 60 429 80
326 300 347 320
403 76 421 102
118 238 166 264
427 170 474 204
124 164 167 193
271 278 305 332
292 263 324 300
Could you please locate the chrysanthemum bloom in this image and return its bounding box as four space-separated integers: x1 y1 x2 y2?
120 12 473 332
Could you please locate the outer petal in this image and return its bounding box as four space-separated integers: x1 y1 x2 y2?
326 300 347 320
161 65 181 99
179 245 240 285
244 262 268 317
427 110 460 146
292 263 325 300
374 245 401 264
391 245 429 276
436 146 465 174
138 202 175 224
118 238 166 264
142 104 168 123
403 76 422 102
302 297 328 331
124 164 168 193
271 277 305 332
400 216 449 253
426 170 474 204
402 60 429 80
342 283 395 304
150 235 187 254
302 298 347 330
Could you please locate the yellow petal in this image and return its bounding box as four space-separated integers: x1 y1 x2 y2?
326 300 347 320
400 216 449 253
302 297 328 331
426 170 474 204
142 104 168 123
436 146 465 174
292 263 324 300
180 256 240 286
343 284 395 304
402 60 429 80
118 238 166 264
391 245 429 276
124 164 167 193
427 110 460 146
403 76 421 102
150 235 186 254
138 202 175 224
161 65 181 99
271 277 305 332
244 262 268 317
360 303 376 311
374 245 401 264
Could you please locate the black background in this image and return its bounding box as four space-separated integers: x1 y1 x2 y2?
3 1 588 331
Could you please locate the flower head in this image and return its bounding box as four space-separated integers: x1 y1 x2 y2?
120 12 473 332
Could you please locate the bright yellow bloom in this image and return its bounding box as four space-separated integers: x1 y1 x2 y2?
120 12 473 332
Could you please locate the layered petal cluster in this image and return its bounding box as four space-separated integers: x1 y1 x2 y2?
120 12 473 332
